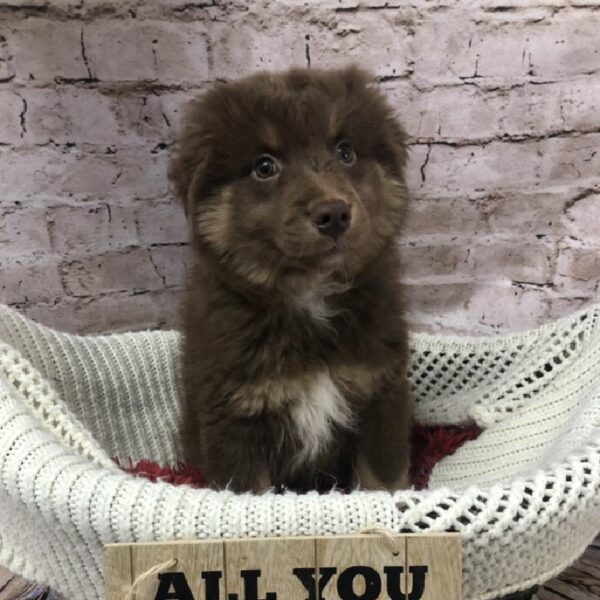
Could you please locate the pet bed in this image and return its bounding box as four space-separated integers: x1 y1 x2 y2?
0 303 598 600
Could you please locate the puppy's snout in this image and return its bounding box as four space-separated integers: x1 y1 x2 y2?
310 200 352 240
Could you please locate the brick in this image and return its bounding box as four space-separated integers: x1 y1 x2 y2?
475 6 552 24
0 205 52 254
543 296 596 323
7 0 209 15
399 241 553 285
413 13 600 86
403 281 474 320
468 242 553 284
405 143 430 192
307 11 413 79
0 0 47 6
282 0 358 7
480 79 600 139
465 283 550 332
482 191 569 238
207 14 306 79
530 17 600 81
207 0 411 79
404 281 552 334
60 248 164 297
47 203 139 254
47 0 151 13
558 78 600 134
481 0 566 5
37 0 89 7
21 88 119 146
19 289 184 334
158 89 203 133
0 30 15 82
137 0 223 20
21 87 179 147
399 244 470 283
0 147 169 201
143 0 218 7
403 190 573 241
403 283 494 334
49 201 186 252
6 200 185 260
6 20 90 83
84 21 209 83
149 245 190 288
135 201 188 245
407 134 600 196
413 17 524 85
328 0 463 7
0 90 24 144
386 78 600 143
403 197 487 240
386 84 504 142
554 243 600 293
0 255 63 305
563 188 600 241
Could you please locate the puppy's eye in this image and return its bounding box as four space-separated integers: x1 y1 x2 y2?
336 142 355 165
253 156 278 179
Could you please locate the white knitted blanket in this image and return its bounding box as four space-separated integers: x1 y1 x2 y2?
0 303 598 600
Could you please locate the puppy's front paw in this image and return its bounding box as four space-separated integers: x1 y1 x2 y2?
355 453 410 491
251 469 273 494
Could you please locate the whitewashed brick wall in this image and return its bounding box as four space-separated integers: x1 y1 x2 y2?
1 0 599 334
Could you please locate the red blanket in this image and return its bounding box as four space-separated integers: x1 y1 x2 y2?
117 424 480 491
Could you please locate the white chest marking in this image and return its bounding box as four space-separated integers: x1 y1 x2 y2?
305 295 335 322
295 285 346 323
289 372 354 469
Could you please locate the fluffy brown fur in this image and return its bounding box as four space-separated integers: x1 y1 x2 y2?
170 66 413 493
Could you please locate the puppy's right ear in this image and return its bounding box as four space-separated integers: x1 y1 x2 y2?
168 97 213 218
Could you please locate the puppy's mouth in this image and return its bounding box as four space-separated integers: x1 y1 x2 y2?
273 236 354 270
320 242 347 262
297 240 351 269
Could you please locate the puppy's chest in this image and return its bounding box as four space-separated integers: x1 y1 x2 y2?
286 372 354 465
235 361 379 416
234 364 381 463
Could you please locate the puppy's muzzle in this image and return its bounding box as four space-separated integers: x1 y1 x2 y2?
310 200 352 241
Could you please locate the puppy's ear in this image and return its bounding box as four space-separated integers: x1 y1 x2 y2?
339 64 407 180
168 97 213 218
339 63 376 94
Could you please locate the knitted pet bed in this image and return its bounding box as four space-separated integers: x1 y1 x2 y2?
0 304 598 600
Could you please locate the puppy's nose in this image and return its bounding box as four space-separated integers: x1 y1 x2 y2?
310 200 352 240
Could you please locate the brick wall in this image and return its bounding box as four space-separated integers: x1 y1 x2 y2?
1 0 599 335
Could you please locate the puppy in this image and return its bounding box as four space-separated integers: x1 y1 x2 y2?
170 66 412 493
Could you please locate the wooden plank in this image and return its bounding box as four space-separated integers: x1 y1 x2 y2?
405 533 462 600
543 578 598 600
103 543 132 600
224 538 315 600
570 561 600 580
129 539 224 600
316 534 406 599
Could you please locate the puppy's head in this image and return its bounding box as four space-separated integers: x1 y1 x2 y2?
170 66 408 294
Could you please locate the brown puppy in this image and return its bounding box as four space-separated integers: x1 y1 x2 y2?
170 66 412 493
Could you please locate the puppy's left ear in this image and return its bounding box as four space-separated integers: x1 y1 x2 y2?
168 97 213 218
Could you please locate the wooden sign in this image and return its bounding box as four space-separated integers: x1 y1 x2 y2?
104 533 461 600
